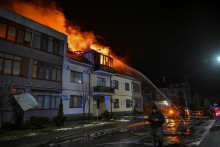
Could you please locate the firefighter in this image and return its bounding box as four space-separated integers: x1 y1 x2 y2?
148 104 165 147
180 106 186 121
209 105 213 119
214 103 220 125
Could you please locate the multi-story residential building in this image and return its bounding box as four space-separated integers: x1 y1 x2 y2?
62 49 144 119
0 6 67 122
0 6 144 123
149 76 192 110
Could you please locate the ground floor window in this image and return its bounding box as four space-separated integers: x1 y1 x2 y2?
31 91 61 109
97 98 100 109
114 99 119 108
69 95 82 108
126 99 131 108
135 98 142 108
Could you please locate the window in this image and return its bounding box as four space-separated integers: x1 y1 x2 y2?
133 83 141 92
24 28 32 46
0 22 7 38
34 31 65 56
16 29 24 43
125 83 130 91
97 77 105 87
99 54 113 68
0 18 32 46
126 99 131 108
135 98 141 108
32 91 61 109
48 37 53 53
32 60 62 82
70 70 83 83
112 80 118 89
69 95 82 108
97 99 100 109
0 52 29 77
34 32 41 49
7 25 16 41
114 99 119 108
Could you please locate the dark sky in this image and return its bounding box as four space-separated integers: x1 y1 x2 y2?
57 1 220 100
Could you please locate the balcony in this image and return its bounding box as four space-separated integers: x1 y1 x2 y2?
93 53 115 76
93 86 115 96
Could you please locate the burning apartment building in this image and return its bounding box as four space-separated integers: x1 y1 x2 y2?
0 5 144 123
62 49 143 119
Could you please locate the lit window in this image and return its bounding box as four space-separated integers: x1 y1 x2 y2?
7 25 16 41
24 28 32 46
0 22 7 38
4 60 12 74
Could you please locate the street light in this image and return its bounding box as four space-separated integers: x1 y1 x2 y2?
217 56 220 63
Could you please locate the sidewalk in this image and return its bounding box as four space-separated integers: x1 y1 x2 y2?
199 121 220 147
0 117 148 147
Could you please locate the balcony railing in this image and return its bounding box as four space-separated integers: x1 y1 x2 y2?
94 65 114 73
93 86 115 93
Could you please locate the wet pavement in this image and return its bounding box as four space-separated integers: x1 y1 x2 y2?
47 116 213 147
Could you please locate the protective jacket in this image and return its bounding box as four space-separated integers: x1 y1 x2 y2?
148 111 165 128
215 107 220 116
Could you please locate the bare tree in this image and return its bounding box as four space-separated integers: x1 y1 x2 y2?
78 84 89 123
0 75 16 129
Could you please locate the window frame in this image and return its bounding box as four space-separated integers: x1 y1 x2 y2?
0 18 33 47
0 52 29 77
114 99 119 108
69 95 82 108
32 59 62 82
33 31 65 57
70 70 83 84
125 83 130 91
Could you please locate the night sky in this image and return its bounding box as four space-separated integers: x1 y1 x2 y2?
2 0 220 100
58 1 220 100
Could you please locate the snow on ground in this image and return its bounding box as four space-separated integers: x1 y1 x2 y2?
24 133 36 137
116 119 130 122
54 128 73 131
54 121 111 131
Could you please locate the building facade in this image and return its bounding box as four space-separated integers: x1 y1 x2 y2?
0 6 67 122
0 6 144 123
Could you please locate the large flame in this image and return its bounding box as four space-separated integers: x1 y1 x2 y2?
2 1 111 55
0 0 139 78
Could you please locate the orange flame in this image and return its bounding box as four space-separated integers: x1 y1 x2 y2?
2 1 110 55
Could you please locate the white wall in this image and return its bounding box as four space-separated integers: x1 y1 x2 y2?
62 58 91 115
111 75 133 112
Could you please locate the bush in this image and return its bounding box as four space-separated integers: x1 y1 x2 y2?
53 116 66 126
53 99 66 126
101 110 116 121
30 116 49 129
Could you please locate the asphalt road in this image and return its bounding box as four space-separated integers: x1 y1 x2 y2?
50 116 213 147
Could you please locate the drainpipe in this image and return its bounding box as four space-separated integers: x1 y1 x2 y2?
88 66 93 119
131 80 134 116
